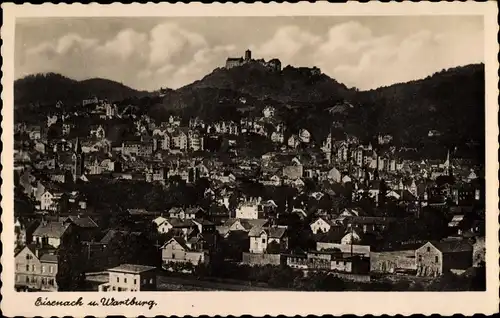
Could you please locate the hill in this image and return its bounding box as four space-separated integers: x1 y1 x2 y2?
353 63 485 152
14 73 149 107
182 62 355 103
14 63 485 161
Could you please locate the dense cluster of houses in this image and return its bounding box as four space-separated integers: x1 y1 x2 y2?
13 93 485 291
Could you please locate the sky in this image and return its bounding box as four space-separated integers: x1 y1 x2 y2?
15 16 484 91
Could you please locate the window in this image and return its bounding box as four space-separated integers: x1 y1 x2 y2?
143 279 147 285
49 266 53 274
149 278 154 284
42 266 46 273
435 256 439 263
262 238 266 244
418 255 422 262
26 265 29 271
32 265 36 272
124 278 127 283
117 277 120 283
172 253 175 259
134 279 137 285
427 247 430 252
26 276 29 283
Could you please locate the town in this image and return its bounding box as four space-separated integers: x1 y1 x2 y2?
13 51 485 292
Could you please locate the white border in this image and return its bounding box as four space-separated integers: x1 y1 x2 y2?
1 2 499 316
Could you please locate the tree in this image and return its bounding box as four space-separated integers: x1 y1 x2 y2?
266 241 281 254
56 233 85 291
378 179 388 208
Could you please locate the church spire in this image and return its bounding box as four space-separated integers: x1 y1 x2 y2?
75 137 82 154
444 148 451 175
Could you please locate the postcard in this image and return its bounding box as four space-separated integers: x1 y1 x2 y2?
1 2 498 316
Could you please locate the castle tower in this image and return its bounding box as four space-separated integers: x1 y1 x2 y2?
72 137 85 182
245 49 252 61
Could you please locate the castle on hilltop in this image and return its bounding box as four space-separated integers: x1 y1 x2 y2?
225 49 282 72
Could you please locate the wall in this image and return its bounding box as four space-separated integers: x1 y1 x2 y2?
236 205 259 219
316 242 370 257
473 236 485 266
311 219 331 235
370 250 417 273
331 259 352 272
162 244 207 266
108 271 156 291
415 243 442 277
249 233 267 254
242 252 282 266
331 272 371 283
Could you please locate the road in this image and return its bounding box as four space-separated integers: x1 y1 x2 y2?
157 275 283 291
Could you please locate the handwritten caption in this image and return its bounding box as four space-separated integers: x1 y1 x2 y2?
35 297 158 310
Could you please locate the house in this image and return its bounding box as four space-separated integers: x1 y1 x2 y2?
14 245 59 291
153 216 168 228
98 264 157 292
145 166 168 183
270 131 284 144
90 125 106 139
192 219 216 233
170 128 188 150
327 167 341 183
185 207 206 219
337 143 349 162
161 237 209 266
28 126 42 141
342 175 352 184
262 106 275 118
219 218 268 236
235 197 262 219
261 174 281 186
298 129 311 143
292 178 305 188
415 240 473 277
248 226 288 254
157 218 198 237
39 190 63 211
169 207 185 219
62 215 99 241
122 141 142 156
32 221 73 248
283 160 303 180
340 230 363 245
310 217 334 235
343 216 396 234
187 130 204 151
287 135 300 148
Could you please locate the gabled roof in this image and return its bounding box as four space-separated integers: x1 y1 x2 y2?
99 229 142 244
162 236 190 251
248 226 287 238
108 264 156 274
430 240 473 253
14 244 38 258
40 253 58 264
33 222 71 239
64 216 98 228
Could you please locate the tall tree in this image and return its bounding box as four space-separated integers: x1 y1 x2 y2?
56 232 85 291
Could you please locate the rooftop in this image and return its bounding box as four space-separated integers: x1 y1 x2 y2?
108 264 156 274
